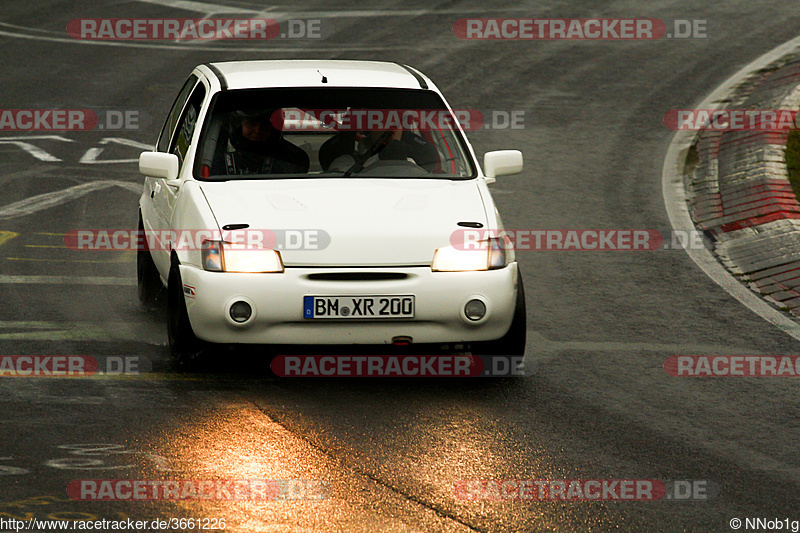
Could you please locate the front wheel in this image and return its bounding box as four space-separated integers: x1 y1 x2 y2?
167 262 205 366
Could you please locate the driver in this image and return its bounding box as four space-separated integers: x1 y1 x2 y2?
321 126 439 173
224 110 309 175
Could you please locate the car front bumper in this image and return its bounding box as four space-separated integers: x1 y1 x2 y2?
179 263 520 345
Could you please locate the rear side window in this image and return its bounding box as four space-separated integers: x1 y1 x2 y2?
156 74 198 153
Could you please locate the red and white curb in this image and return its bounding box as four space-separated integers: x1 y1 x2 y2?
663 34 800 338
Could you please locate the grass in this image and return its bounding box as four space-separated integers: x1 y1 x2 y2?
784 129 800 200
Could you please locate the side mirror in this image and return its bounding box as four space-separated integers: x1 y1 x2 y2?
139 152 179 181
483 150 523 183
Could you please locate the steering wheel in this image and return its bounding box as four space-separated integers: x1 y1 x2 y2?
358 159 430 177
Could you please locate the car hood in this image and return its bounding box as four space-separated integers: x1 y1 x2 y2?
199 179 488 266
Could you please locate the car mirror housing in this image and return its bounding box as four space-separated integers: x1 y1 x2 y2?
483 150 523 182
139 151 180 180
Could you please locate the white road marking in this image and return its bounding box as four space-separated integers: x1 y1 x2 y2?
0 457 30 476
96 138 154 150
79 147 115 164
0 22 399 52
135 0 525 18
0 135 74 142
0 135 152 164
135 0 431 18
0 134 74 161
79 137 154 164
0 181 141 220
130 1 432 48
0 135 75 142
136 0 266 15
0 275 134 285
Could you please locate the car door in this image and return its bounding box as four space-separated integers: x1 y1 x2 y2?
142 74 196 243
147 76 206 275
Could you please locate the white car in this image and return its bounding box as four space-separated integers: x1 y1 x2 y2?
137 60 525 363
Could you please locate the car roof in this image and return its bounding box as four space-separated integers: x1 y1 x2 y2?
203 60 432 91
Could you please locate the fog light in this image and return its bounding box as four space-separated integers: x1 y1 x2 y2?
229 301 252 323
464 299 486 321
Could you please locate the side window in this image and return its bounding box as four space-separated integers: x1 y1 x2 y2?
156 74 198 153
170 84 207 167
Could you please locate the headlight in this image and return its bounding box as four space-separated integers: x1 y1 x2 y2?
431 236 511 272
202 240 284 273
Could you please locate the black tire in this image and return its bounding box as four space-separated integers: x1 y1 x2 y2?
137 214 164 308
167 260 204 366
474 274 527 356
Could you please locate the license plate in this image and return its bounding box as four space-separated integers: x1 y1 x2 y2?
303 295 414 319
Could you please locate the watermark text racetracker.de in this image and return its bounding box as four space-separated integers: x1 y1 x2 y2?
67 18 331 40
65 228 329 251
454 479 718 501
0 518 229 532
276 108 527 131
664 109 800 131
665 355 800 377
69 478 328 501
453 18 708 40
450 229 707 251
0 356 146 377
0 109 142 131
271 355 527 377
69 228 705 252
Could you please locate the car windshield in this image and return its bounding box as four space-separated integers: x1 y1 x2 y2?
194 88 476 180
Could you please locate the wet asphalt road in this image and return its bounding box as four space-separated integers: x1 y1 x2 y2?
2 1 800 532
